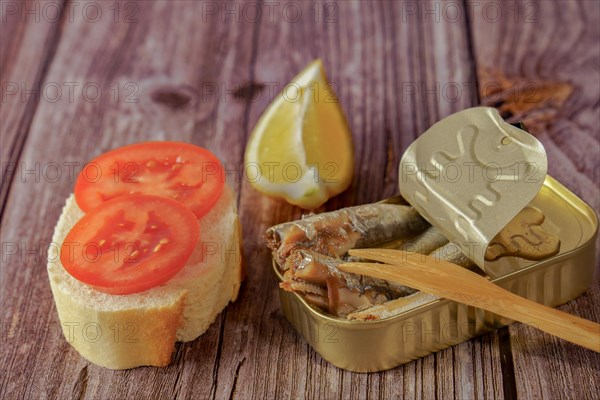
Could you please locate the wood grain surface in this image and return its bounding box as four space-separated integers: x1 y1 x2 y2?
470 2 600 399
1 1 598 399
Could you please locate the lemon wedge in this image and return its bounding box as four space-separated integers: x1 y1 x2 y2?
245 59 354 209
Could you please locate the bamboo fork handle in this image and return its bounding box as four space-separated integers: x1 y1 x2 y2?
488 287 600 352
341 249 600 352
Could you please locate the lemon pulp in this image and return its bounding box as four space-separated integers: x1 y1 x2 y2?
245 59 354 209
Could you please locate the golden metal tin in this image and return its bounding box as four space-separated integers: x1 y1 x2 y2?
272 177 597 372
270 108 598 372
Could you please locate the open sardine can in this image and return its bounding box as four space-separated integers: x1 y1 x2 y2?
271 107 598 372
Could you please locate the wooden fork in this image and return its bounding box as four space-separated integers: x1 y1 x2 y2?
339 249 600 352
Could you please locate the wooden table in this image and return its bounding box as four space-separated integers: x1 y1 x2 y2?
2 1 599 398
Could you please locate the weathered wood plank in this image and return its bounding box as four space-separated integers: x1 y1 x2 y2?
469 1 600 399
470 0 600 214
0 0 65 214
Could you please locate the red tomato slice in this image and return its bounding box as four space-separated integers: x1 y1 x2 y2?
74 142 225 218
60 194 200 295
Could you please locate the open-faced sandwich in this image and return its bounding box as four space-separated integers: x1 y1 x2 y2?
47 142 244 369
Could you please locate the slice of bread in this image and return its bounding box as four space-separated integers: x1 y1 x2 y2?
47 186 244 369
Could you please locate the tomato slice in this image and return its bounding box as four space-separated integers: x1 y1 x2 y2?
74 142 225 218
60 194 200 295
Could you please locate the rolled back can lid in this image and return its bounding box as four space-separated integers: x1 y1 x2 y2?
399 107 547 270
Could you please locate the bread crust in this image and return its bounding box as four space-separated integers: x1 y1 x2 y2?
47 187 243 369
